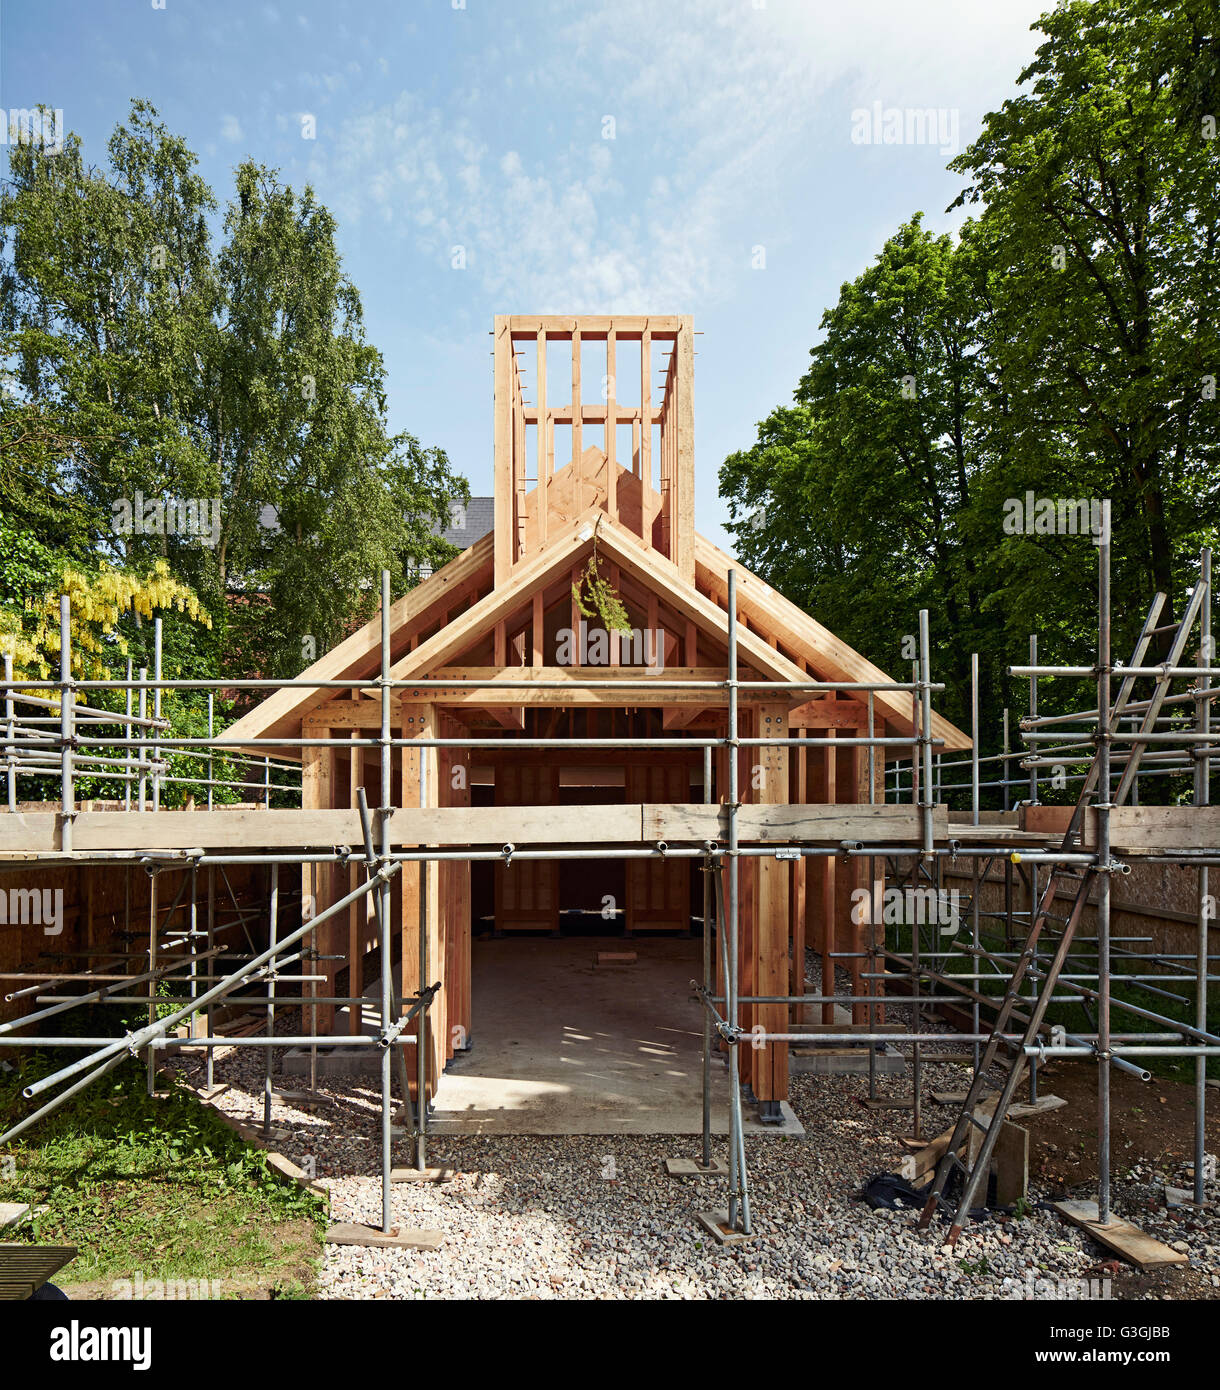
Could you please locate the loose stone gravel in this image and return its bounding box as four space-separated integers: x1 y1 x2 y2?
167 1019 1220 1300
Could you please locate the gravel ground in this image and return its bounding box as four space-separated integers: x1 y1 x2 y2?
164 975 1220 1301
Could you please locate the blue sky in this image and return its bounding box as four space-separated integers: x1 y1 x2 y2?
3 0 1051 551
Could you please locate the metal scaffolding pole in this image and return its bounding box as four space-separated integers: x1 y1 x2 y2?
1195 546 1212 1206
2 556 1216 1253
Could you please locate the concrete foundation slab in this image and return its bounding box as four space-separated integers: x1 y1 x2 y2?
428 936 803 1137
282 936 806 1137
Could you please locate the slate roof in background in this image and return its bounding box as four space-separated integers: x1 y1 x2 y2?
440 497 494 549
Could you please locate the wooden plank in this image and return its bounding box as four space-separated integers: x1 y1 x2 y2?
903 1095 1066 1184
754 702 788 1101
325 1223 443 1250
426 664 734 693
694 534 971 751
642 802 946 844
1053 1200 1188 1269
494 315 513 583
1108 806 1220 851
0 802 942 854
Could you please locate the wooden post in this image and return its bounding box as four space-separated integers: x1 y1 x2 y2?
819 731 837 1024
754 702 789 1102
513 350 527 565
834 737 871 1024
536 329 548 553
493 316 513 585
791 725 808 1025
605 324 617 521
300 734 328 1030
348 729 363 1036
401 703 443 1096
640 325 652 540
674 316 695 581
571 321 582 463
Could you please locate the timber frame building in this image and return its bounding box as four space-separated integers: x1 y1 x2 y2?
225 315 971 1110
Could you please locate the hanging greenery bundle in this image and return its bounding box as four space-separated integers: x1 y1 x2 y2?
571 517 632 634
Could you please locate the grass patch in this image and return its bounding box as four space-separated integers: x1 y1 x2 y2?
0 1033 325 1296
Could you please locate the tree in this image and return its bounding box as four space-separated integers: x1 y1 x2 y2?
0 558 210 683
1 101 468 682
721 0 1220 766
203 160 463 677
721 216 1003 735
950 0 1220 649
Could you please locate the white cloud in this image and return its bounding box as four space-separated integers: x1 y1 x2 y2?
308 0 1048 313
220 114 243 143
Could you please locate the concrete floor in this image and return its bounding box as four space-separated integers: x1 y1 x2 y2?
429 935 802 1137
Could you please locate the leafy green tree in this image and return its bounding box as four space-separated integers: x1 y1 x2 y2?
950 0 1220 647
723 0 1220 772
1 101 467 685
722 216 1002 734
203 161 463 677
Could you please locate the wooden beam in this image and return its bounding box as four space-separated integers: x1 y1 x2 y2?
493 316 513 584
506 315 683 340
674 316 695 581
754 702 789 1101
0 803 946 855
695 535 971 751
536 329 548 553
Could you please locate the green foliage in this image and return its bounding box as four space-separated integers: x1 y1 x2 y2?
0 1043 324 1288
1 100 468 685
720 1 1220 786
572 520 632 633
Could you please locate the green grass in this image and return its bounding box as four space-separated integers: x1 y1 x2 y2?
0 1031 325 1295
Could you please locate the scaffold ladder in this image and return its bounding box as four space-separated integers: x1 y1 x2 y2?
917 582 1204 1243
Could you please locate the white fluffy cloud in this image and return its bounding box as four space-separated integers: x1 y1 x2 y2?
308 0 1048 313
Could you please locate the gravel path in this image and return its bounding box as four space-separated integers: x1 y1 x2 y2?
167 1023 1220 1300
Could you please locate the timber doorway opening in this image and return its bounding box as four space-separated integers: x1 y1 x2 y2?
437 752 707 1135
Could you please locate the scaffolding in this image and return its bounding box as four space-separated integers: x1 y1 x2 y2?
0 531 1216 1245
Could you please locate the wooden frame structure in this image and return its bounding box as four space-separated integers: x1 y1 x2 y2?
222 315 971 1107
3 320 1215 1247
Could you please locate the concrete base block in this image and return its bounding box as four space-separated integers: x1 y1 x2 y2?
1165 1184 1210 1210
282 1045 381 1078
0 1202 30 1231
791 1045 906 1076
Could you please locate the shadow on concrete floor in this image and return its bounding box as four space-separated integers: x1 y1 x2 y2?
430 934 802 1137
